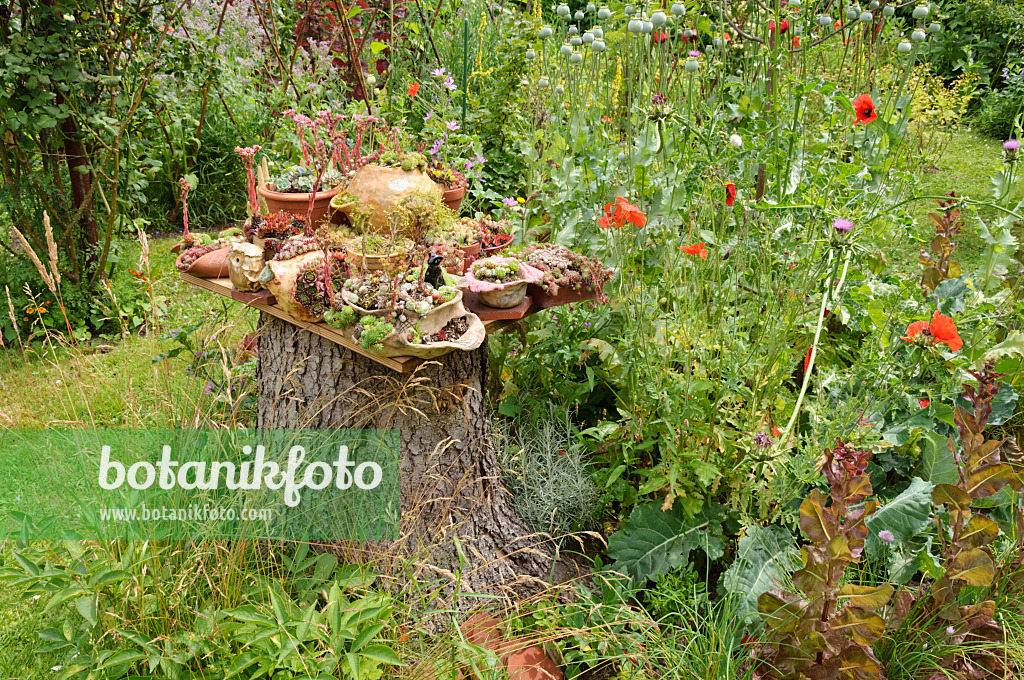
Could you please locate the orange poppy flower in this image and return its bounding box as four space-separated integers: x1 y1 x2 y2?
919 398 930 409
901 311 963 352
408 82 420 97
852 94 877 125
772 427 782 437
599 196 647 229
804 344 814 372
679 242 709 259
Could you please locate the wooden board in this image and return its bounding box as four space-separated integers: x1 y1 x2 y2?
180 272 538 373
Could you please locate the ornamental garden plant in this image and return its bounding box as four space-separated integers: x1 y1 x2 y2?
1 1 1024 680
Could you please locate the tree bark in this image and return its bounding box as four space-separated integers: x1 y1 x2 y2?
256 312 580 599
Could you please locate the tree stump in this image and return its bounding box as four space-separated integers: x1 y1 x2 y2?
256 312 577 597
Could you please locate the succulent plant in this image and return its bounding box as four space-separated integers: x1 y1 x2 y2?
273 235 320 261
426 162 467 190
519 243 613 296
177 242 224 271
471 256 523 282
270 164 344 193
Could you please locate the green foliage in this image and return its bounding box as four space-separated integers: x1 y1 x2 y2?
355 316 394 352
719 525 800 625
607 502 725 586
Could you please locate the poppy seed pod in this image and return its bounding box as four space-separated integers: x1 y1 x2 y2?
859 11 872 22
817 14 832 26
575 10 584 21
628 18 642 33
592 39 606 51
911 28 926 41
557 3 570 16
929 21 941 33
790 0 801 6
883 5 895 17
556 85 564 94
845 7 860 20
684 57 699 72
713 37 723 47
897 39 912 52
593 26 604 38
794 26 802 35
571 51 583 63
366 75 376 87
671 2 685 17
868 0 879 8
582 30 595 43
616 151 626 162
625 5 635 16
684 28 694 38
598 6 611 20
652 11 667 26
568 25 578 34
642 17 653 33
912 5 929 19
540 25 553 38
587 3 596 12
539 77 549 88
560 43 573 56
525 49 536 60
570 35 582 46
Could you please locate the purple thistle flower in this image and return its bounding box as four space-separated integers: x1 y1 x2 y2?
833 218 853 233
445 120 460 131
688 50 700 57
878 530 895 544
1005 139 1020 151
753 432 772 448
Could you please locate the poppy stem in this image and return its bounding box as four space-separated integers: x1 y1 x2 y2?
776 248 853 450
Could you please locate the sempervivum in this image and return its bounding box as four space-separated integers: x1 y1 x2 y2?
177 243 222 271
273 235 319 261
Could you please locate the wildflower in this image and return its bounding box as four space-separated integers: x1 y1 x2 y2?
599 196 647 229
793 36 800 47
772 426 782 437
852 93 877 125
1005 139 1021 151
688 49 700 57
431 67 447 77
902 311 963 352
651 92 668 105
408 82 420 97
445 120 460 131
878 530 895 543
728 134 743 148
946 626 955 636
653 30 669 43
725 182 736 206
804 345 814 372
833 218 853 233
919 398 930 409
444 75 457 91
754 432 772 448
678 243 708 259
502 197 518 208
203 382 216 395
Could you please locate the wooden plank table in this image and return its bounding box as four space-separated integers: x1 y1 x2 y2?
180 272 537 373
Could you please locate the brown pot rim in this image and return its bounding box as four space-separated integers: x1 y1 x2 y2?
257 182 342 202
442 184 468 199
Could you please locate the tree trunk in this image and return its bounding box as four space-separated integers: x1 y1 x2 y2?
256 312 579 598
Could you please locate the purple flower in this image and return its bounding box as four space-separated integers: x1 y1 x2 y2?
465 160 474 170
445 120 460 131
203 381 216 395
688 50 700 57
424 109 433 120
753 432 772 448
833 218 853 233
502 197 518 207
444 76 456 91
476 155 486 164
431 67 447 77
428 138 443 155
1005 139 1020 151
878 530 895 544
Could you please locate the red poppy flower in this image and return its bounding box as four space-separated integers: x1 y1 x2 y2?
901 311 963 352
769 20 776 32
653 31 669 44
780 19 789 32
772 427 782 437
408 82 420 97
725 182 736 206
804 344 814 372
834 19 842 28
679 243 709 259
793 36 800 47
852 94 877 125
919 398 930 409
599 196 647 229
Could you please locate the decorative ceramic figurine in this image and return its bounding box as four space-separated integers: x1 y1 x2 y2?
228 242 266 292
424 252 445 289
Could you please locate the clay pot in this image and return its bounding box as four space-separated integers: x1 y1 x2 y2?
442 183 467 212
347 250 405 272
228 242 265 292
336 165 442 235
526 284 601 309
479 281 529 308
256 183 341 229
481 234 513 256
175 247 231 278
459 241 481 274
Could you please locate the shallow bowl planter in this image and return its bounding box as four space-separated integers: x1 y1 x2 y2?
441 183 467 212
175 247 231 278
347 249 406 272
465 257 544 309
481 234 513 256
479 281 529 308
257 182 341 229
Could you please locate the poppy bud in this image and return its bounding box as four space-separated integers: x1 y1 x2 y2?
598 6 611 19
671 2 685 16
883 5 895 16
860 11 872 22
365 75 376 87
652 11 667 26
912 4 929 19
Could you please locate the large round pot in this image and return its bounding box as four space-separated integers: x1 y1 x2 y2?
442 184 467 212
479 281 528 309
257 183 341 229
336 165 442 235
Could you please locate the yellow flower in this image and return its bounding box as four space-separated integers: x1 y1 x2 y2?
517 197 525 203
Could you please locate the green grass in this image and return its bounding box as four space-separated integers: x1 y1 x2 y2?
0 578 61 680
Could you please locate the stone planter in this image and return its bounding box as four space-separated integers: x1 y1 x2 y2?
256 182 341 229
335 165 441 235
479 281 529 308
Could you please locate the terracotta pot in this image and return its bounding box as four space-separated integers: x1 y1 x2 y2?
526 283 601 309
347 250 405 272
481 235 513 256
336 165 442 235
329 194 356 226
256 183 341 229
479 281 528 309
459 241 481 274
442 184 467 212
175 247 231 278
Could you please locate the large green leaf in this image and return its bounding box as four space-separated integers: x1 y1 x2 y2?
719 525 800 623
865 477 934 556
606 502 724 584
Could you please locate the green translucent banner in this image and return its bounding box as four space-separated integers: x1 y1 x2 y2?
0 429 400 541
